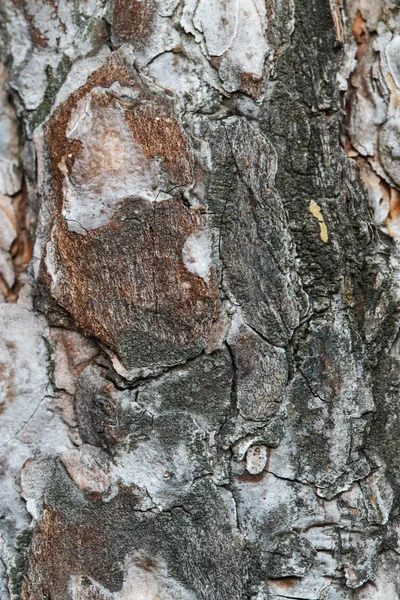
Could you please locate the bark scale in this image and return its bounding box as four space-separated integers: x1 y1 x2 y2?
0 0 400 598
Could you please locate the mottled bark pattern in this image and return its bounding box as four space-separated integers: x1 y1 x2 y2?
1 0 400 599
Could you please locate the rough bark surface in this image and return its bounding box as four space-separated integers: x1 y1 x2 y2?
1 0 400 599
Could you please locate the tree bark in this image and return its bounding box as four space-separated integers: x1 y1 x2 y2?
1 0 400 598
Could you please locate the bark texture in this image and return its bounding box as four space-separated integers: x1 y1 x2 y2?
1 0 400 598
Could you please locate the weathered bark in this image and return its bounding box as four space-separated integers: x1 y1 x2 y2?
1 0 400 598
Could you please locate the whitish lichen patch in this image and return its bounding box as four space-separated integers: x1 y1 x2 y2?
62 90 160 232
0 305 50 443
70 554 197 600
0 65 21 197
217 0 269 92
182 0 269 94
245 445 268 474
193 0 239 57
182 228 212 282
0 304 71 535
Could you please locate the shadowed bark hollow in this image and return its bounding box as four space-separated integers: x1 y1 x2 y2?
1 0 400 599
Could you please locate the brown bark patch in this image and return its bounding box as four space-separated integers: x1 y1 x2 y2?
269 577 302 590
41 52 216 370
112 0 157 45
22 505 123 600
237 470 267 484
352 10 369 58
124 104 193 185
239 72 265 100
46 53 192 211
45 198 219 369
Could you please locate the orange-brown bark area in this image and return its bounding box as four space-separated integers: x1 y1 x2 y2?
38 52 219 371
46 198 220 369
